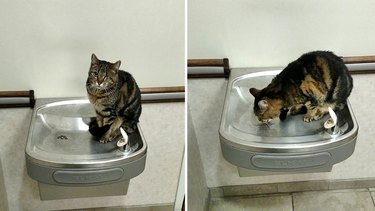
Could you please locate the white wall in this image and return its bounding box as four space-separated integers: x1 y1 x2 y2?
188 0 375 67
0 0 185 98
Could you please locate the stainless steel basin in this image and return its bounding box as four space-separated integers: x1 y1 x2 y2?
219 70 359 175
25 98 147 199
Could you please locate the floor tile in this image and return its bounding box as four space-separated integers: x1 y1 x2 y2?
94 206 173 211
209 195 292 211
293 189 375 211
222 184 278 196
278 181 328 193
329 179 375 190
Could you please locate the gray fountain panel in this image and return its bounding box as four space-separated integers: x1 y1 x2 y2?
26 98 147 186
219 70 358 173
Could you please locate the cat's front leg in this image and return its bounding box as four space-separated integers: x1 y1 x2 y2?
96 115 104 127
279 109 289 121
303 101 318 122
100 117 123 143
290 104 306 115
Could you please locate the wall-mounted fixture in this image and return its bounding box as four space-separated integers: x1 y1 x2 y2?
26 98 147 200
219 70 359 176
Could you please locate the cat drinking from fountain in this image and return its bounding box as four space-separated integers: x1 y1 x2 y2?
249 51 353 123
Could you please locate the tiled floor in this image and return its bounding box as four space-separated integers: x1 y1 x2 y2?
209 189 375 211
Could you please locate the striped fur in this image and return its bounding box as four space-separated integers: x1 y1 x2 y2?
249 51 353 123
86 54 142 143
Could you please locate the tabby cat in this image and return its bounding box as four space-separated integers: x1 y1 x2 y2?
249 51 353 123
86 54 142 143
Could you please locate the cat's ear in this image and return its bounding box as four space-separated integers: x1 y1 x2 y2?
91 54 99 64
112 60 121 70
249 88 261 98
258 100 269 111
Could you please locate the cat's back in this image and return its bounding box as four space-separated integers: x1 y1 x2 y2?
117 70 141 98
277 51 349 82
118 70 135 83
284 51 352 103
299 51 352 87
297 51 349 76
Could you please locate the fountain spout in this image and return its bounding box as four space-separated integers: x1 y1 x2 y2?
324 107 340 136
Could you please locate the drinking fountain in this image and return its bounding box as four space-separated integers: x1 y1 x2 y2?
219 70 359 176
25 98 147 200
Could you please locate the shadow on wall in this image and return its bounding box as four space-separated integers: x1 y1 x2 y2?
188 110 209 211
0 158 9 211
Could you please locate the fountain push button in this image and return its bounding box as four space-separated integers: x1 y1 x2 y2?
53 168 124 184
251 152 332 169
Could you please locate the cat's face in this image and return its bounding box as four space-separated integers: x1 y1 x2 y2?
249 88 283 123
87 54 121 92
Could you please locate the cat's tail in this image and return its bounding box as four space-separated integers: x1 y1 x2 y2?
121 120 139 134
88 118 110 137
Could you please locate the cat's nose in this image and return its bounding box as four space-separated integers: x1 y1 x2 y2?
259 118 271 123
95 81 104 87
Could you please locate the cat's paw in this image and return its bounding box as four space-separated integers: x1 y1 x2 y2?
303 114 314 122
99 137 110 144
100 130 119 144
99 132 112 143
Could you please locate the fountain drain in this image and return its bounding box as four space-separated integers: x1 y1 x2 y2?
56 135 68 141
